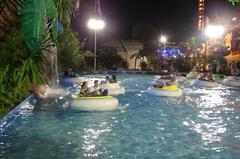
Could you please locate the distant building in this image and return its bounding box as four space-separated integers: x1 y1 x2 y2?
198 0 205 32
103 39 143 70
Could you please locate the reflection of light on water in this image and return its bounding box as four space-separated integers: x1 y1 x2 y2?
183 89 231 152
198 93 225 108
183 120 227 145
82 123 111 157
19 103 35 117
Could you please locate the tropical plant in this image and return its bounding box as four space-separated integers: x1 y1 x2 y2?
174 56 191 72
0 29 43 118
189 37 204 66
54 0 75 27
97 48 128 70
57 28 84 71
0 0 27 41
0 0 58 118
130 49 146 70
148 54 161 71
229 0 240 6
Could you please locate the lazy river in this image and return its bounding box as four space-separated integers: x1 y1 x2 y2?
1 74 240 158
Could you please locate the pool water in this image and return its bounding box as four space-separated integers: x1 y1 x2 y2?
1 74 240 158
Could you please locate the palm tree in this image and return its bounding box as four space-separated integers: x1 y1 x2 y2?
228 0 240 6
54 0 76 27
130 49 145 70
190 37 198 66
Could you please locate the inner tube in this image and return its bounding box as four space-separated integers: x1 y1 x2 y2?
148 86 183 97
213 74 226 80
62 77 87 84
175 76 187 83
223 77 240 87
108 87 125 95
186 71 199 79
193 80 218 88
159 84 178 91
100 83 121 89
69 96 118 111
213 74 226 84
100 83 125 95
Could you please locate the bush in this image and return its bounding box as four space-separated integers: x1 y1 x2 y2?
0 29 33 118
0 66 30 119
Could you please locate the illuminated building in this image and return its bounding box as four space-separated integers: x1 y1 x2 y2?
198 0 205 32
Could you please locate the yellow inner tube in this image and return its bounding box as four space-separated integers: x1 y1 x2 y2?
189 71 199 76
158 84 178 91
76 96 112 100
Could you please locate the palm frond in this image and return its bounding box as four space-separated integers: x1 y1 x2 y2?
19 0 46 54
14 58 46 89
0 0 26 41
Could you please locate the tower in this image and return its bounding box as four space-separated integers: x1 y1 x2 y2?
198 0 205 32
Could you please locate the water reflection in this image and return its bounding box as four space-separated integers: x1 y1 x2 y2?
82 121 112 157
183 89 232 151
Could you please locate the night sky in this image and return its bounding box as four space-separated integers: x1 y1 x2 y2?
74 0 236 42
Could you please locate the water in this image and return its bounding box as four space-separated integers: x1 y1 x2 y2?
1 74 240 159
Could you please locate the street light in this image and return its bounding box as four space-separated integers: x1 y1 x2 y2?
160 36 167 51
204 25 224 65
160 36 167 69
87 18 105 71
205 25 224 38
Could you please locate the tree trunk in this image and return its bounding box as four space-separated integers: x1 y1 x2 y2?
134 57 137 71
193 50 196 66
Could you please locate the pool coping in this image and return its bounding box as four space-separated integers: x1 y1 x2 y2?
61 71 188 76
0 94 35 133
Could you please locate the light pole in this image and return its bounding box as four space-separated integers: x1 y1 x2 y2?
87 18 105 71
204 25 224 65
160 35 167 68
160 36 167 51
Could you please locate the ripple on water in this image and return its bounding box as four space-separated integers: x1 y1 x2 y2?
1 74 240 159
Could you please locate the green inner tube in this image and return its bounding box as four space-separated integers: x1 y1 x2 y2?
213 74 227 80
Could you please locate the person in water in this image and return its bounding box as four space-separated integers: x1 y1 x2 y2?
111 75 117 83
64 68 69 77
153 79 164 88
206 72 214 81
101 76 111 84
79 81 90 97
198 70 214 81
89 80 108 96
166 76 176 86
64 68 77 77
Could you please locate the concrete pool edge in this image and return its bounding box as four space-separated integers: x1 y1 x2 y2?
0 94 35 132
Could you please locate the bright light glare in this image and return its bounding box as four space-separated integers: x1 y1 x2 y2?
205 25 224 38
87 18 105 30
160 36 167 43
